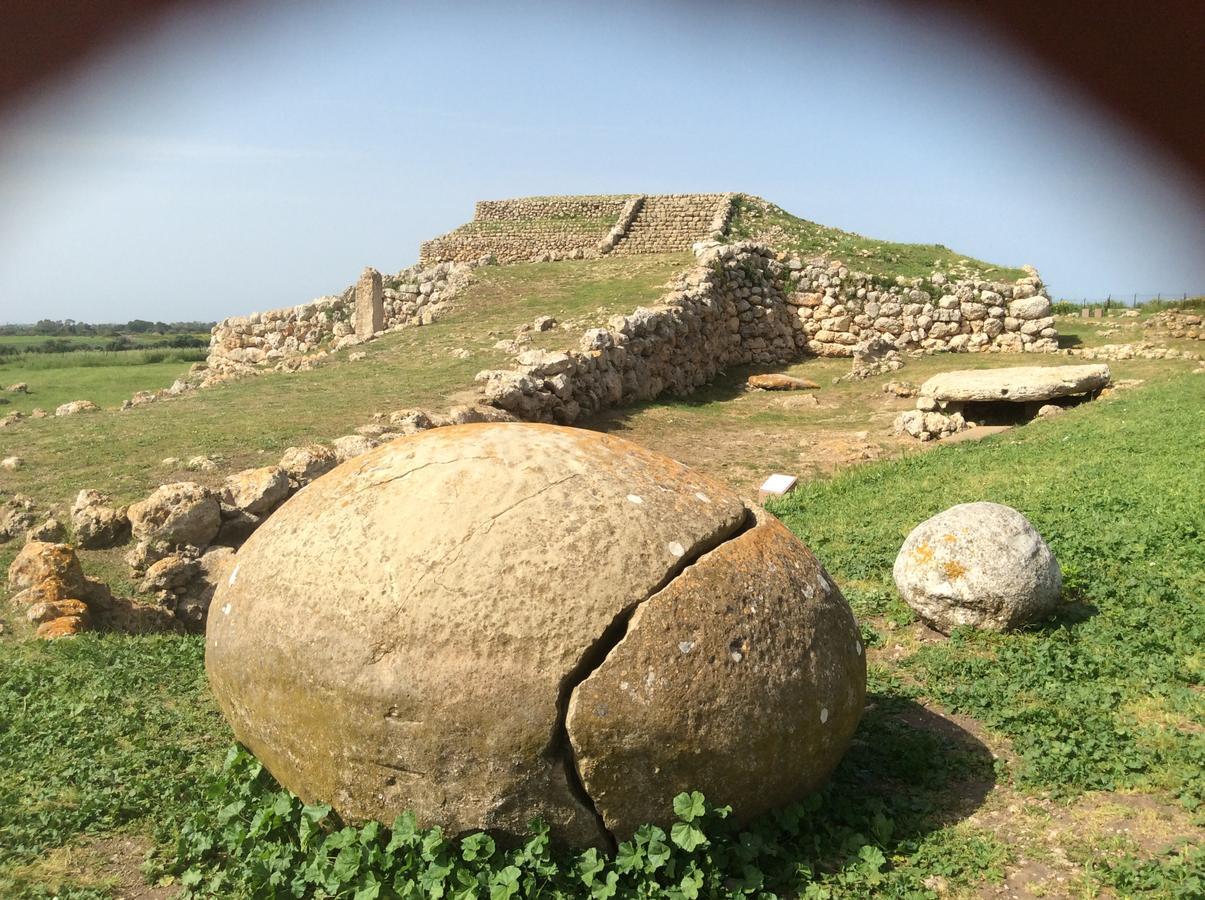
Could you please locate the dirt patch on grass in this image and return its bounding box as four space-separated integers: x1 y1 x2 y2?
5 833 174 899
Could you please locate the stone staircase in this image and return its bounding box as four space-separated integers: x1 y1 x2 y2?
608 194 733 255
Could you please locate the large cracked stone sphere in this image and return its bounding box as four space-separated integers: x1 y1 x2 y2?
206 424 865 847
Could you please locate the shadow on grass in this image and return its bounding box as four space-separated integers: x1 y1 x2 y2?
818 691 997 834
583 362 800 434
1057 334 1084 349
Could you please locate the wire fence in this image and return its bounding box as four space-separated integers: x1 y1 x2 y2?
1054 292 1200 308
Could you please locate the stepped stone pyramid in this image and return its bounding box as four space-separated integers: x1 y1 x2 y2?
419 193 735 265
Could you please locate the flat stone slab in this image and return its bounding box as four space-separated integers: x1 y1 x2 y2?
920 364 1111 403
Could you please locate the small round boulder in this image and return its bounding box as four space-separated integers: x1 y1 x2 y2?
893 501 1061 633
206 424 865 848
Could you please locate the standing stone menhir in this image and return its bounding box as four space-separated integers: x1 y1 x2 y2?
354 266 383 338
206 423 866 848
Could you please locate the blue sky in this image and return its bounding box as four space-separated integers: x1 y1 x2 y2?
1 0 1202 323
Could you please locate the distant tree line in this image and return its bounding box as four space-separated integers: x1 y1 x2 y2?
0 318 214 336
0 319 215 357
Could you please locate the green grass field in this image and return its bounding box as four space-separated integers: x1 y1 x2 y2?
727 196 1029 283
0 352 206 418
1 373 1200 898
0 334 210 350
0 254 687 509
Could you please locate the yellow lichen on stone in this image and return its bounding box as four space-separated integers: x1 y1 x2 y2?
942 560 968 580
913 543 935 564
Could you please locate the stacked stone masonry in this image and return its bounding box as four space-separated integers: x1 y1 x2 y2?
206 259 476 373
421 196 633 264
420 193 737 264
608 194 734 255
475 241 1059 424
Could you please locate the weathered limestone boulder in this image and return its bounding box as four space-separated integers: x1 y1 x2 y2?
919 364 1110 404
176 547 236 630
1008 296 1052 320
27 518 65 542
894 502 1062 633
1 456 22 470
207 424 865 848
127 482 221 548
746 374 820 391
71 490 130 549
331 434 378 462
0 497 37 543
220 466 289 516
54 400 100 416
8 541 85 594
37 616 86 639
278 445 337 486
141 554 201 595
7 541 91 639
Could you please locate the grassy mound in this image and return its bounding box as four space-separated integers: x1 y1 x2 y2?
727 195 1029 283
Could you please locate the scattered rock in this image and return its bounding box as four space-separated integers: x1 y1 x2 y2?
27 518 65 542
1036 404 1064 418
746 374 820 391
127 482 221 549
893 501 1062 633
533 315 557 332
840 336 905 382
8 541 85 595
220 466 289 516
388 409 434 435
71 490 130 549
207 424 865 847
140 554 201 595
36 616 86 639
278 445 337 486
161 457 181 468
0 497 37 543
6 382 28 393
882 381 918 398
893 409 969 441
175 547 236 630
54 400 100 417
778 394 821 410
186 455 217 473
1 456 22 470
348 351 367 362
331 434 378 462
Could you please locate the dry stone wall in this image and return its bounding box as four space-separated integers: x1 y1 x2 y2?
475 241 1059 424
206 259 476 374
791 263 1057 357
420 196 634 264
608 194 734 255
419 193 737 264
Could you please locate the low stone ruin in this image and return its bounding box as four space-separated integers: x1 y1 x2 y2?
205 258 479 377
205 423 866 847
894 363 1112 441
475 241 1061 425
